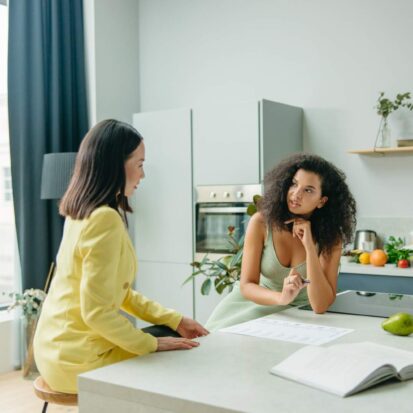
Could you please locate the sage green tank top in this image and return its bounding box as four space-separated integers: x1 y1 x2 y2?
259 227 309 305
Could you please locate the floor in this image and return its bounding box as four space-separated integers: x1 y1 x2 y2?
0 370 78 413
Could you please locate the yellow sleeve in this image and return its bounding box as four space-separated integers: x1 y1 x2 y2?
78 207 157 355
121 288 183 330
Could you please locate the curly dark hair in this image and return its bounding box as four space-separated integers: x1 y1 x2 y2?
260 153 357 257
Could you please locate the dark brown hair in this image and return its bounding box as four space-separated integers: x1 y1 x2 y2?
59 119 143 220
260 153 357 256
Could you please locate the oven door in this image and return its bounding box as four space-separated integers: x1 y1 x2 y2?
195 203 250 255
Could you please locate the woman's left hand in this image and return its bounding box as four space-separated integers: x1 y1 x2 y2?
286 218 315 251
176 317 209 339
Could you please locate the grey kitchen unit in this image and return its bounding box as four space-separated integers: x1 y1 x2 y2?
132 99 303 324
338 274 413 294
337 263 413 295
193 99 303 185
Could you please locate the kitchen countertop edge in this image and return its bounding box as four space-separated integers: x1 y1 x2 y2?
340 263 413 277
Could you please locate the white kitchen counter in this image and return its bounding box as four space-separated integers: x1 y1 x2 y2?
78 308 413 413
340 262 413 277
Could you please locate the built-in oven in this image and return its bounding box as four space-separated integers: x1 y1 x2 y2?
195 184 262 261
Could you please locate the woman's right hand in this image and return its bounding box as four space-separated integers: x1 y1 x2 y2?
280 268 307 305
156 337 200 352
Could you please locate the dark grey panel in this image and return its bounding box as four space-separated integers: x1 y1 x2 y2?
299 290 413 318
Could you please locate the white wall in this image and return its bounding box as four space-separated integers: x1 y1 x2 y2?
84 0 140 125
137 0 413 218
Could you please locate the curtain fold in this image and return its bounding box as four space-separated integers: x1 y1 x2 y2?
8 0 89 290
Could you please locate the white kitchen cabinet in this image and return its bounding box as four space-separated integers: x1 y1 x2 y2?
193 99 303 186
193 101 260 185
132 109 193 264
134 261 193 328
132 109 194 322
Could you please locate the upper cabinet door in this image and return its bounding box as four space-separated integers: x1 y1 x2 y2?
193 101 260 185
132 109 193 264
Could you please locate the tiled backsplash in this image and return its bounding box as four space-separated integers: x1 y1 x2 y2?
356 217 413 248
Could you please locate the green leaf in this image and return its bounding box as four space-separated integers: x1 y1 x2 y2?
190 261 201 268
227 237 239 249
209 268 226 278
182 274 195 285
201 278 212 295
246 204 257 216
215 261 229 271
253 194 262 205
214 276 233 294
216 281 229 294
200 254 209 265
230 248 243 266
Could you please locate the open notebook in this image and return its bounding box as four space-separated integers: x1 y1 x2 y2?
270 342 413 397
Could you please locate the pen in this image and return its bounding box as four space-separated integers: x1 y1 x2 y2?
291 267 311 284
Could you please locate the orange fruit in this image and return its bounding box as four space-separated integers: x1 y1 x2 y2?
359 252 370 265
370 249 387 267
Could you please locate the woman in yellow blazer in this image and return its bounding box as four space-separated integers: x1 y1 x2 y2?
33 119 208 394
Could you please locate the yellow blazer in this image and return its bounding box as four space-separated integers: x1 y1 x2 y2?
33 206 182 393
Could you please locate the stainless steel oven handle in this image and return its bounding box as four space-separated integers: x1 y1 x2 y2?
198 207 247 213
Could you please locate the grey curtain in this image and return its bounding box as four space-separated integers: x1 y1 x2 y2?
8 0 88 290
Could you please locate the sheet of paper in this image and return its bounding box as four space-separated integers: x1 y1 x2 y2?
219 316 353 345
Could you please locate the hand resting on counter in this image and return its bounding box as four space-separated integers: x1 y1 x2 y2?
156 317 209 352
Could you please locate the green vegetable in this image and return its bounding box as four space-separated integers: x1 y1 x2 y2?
384 236 413 263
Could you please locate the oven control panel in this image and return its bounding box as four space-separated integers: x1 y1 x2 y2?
196 184 262 203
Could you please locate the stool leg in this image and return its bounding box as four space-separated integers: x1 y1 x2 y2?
41 401 48 413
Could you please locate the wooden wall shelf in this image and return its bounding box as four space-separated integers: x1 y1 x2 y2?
348 146 413 156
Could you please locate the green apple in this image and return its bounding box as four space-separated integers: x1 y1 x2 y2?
382 312 413 336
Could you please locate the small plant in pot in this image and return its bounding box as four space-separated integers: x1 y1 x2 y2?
184 195 262 295
374 92 413 148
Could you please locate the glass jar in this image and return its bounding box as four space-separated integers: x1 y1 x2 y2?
376 117 391 148
20 315 40 379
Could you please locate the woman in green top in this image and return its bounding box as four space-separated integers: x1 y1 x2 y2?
206 153 356 330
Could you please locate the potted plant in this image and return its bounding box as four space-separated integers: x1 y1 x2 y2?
384 236 413 268
3 288 46 378
185 195 262 295
374 92 413 148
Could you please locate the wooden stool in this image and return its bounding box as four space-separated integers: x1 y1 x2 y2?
33 376 78 412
